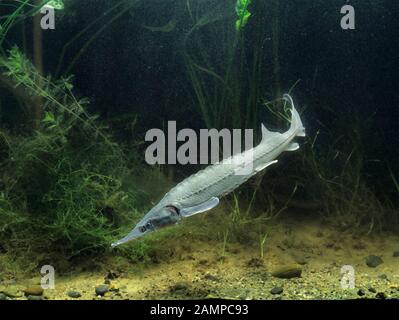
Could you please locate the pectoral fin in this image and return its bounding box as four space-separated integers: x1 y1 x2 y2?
254 160 278 173
286 142 300 151
180 197 220 217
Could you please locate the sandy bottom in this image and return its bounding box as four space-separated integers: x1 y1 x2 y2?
1 216 399 300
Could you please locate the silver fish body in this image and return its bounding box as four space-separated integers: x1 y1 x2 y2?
112 94 305 247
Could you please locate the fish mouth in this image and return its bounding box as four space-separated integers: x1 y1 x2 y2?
111 226 146 248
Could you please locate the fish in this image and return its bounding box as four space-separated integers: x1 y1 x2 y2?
111 94 305 247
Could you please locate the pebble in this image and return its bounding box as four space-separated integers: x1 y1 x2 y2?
204 274 219 282
0 293 7 300
170 282 189 293
376 292 386 299
105 270 119 280
353 242 366 250
24 285 44 296
368 287 377 293
2 287 22 298
357 289 366 296
378 274 388 281
246 258 263 268
294 257 308 265
270 287 284 295
67 290 82 298
27 295 44 301
365 255 383 268
95 284 109 296
272 265 302 279
5 279 17 285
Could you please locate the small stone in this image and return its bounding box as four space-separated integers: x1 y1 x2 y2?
378 274 388 281
198 259 209 266
67 291 81 298
270 287 283 295
375 292 386 299
315 231 323 237
0 293 7 300
353 242 366 250
27 295 44 301
357 289 366 296
95 284 109 296
204 274 219 282
365 255 383 268
23 285 43 297
272 265 302 279
5 279 17 285
2 287 22 298
216 255 226 262
393 251 399 257
368 287 377 293
170 282 189 293
105 270 120 280
293 256 308 265
246 258 263 268
325 241 335 248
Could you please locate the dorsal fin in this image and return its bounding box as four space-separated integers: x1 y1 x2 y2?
261 123 282 144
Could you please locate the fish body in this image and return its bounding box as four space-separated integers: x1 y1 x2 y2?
112 94 305 247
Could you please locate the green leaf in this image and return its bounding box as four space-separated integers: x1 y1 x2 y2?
43 111 56 123
44 0 65 10
235 0 252 31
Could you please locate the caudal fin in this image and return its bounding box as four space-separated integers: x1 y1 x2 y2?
283 94 306 137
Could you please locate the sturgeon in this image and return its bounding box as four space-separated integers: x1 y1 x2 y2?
112 94 305 247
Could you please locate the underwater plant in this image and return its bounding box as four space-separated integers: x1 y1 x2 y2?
183 0 266 131
0 1 54 45
235 0 252 31
0 48 147 268
43 0 65 10
57 0 142 77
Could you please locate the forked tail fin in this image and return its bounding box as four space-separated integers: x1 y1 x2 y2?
283 94 306 137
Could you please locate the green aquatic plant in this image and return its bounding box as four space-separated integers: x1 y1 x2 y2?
0 0 29 49
235 0 252 31
184 0 264 131
388 166 399 194
0 48 148 267
259 232 268 259
57 0 142 77
0 1 53 48
299 123 389 234
221 230 229 258
43 0 64 10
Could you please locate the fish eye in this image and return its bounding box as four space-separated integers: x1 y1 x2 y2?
165 205 179 215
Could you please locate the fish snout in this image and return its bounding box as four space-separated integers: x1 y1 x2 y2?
111 206 180 247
